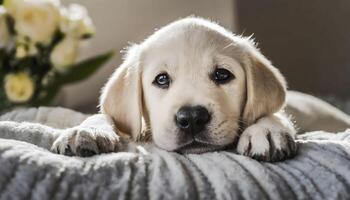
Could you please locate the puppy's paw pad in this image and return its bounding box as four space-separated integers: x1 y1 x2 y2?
237 125 297 162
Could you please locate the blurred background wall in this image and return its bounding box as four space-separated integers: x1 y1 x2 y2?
60 0 349 113
236 0 350 100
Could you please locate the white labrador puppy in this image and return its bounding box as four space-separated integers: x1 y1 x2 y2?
52 18 297 162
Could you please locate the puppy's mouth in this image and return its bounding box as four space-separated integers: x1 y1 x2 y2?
175 140 225 154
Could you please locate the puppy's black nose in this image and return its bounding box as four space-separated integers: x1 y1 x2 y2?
175 106 211 134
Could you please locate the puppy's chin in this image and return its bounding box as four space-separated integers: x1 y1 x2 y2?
175 141 227 154
153 129 239 154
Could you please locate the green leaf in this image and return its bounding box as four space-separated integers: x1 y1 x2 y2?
34 51 114 105
0 88 12 113
0 0 3 5
56 50 114 85
33 85 60 106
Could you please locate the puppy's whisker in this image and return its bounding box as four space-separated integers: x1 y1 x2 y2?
227 116 249 126
222 42 235 50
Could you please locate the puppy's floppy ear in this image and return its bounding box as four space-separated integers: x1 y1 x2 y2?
99 45 143 139
242 43 287 125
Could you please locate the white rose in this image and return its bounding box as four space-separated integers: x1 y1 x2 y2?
0 6 10 48
59 4 95 38
4 0 60 45
50 36 79 72
4 72 35 103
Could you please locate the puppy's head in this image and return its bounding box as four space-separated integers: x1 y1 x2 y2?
100 18 286 153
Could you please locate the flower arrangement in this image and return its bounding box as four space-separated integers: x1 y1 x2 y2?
0 0 113 111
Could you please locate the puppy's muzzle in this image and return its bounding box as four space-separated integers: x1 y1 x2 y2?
175 106 211 135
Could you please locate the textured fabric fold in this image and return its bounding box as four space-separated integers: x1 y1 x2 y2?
0 107 350 200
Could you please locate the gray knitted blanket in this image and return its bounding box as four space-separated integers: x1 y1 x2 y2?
0 107 350 200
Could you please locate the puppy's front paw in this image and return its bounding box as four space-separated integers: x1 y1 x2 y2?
237 123 297 162
51 127 120 157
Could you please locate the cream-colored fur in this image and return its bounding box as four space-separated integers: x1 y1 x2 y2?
52 17 297 162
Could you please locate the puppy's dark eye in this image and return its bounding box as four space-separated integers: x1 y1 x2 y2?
153 73 171 89
210 68 235 84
